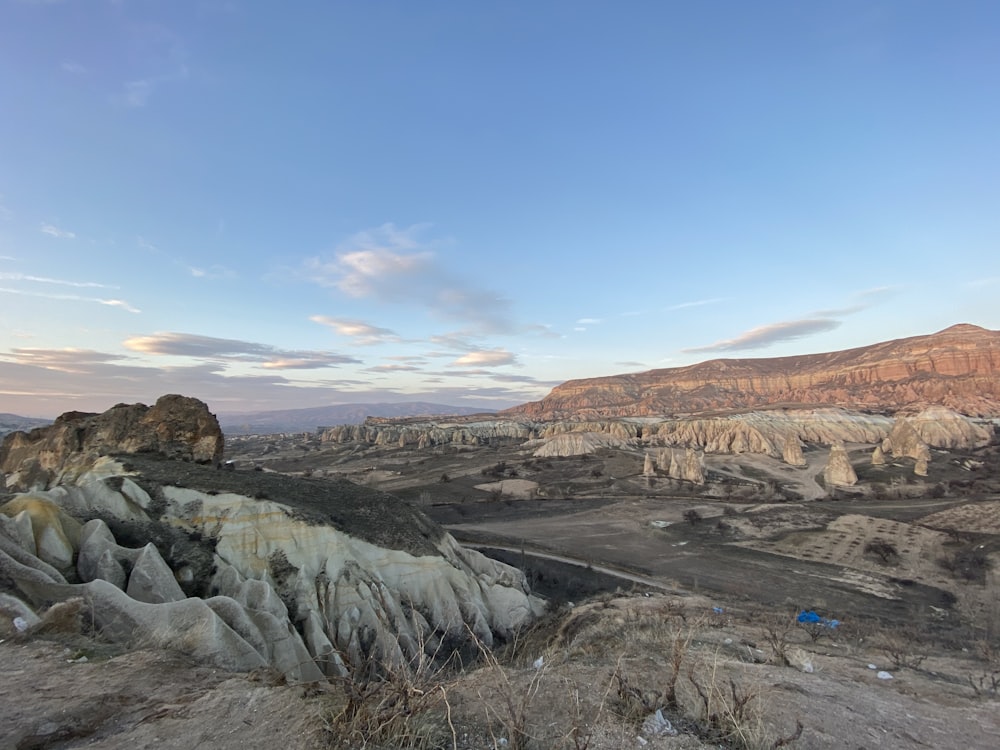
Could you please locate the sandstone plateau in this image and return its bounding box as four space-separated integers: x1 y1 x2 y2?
505 324 1000 420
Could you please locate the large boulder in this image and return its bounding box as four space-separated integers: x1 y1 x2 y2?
1 395 224 490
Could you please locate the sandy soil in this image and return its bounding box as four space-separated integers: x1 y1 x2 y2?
0 638 323 750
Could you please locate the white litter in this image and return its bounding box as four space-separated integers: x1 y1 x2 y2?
877 671 893 680
12 617 28 633
641 708 677 737
532 656 544 669
867 664 878 670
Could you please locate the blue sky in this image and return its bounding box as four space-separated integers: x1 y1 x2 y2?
1 1 999 418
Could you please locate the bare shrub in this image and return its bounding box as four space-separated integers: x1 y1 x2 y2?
938 546 992 584
877 625 928 670
864 539 898 564
685 659 769 750
756 609 796 666
473 637 545 750
684 509 702 526
322 652 458 750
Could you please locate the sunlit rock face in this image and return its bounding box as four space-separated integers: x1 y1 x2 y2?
505 324 1000 420
1 395 224 490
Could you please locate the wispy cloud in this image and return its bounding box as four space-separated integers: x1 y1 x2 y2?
0 286 139 312
123 331 360 369
616 360 646 368
188 264 236 280
966 276 999 288
683 318 841 354
452 348 517 367
310 315 401 345
576 317 602 325
61 60 87 74
682 287 897 355
666 297 725 311
8 348 128 374
0 272 114 289
0 195 12 221
40 223 75 239
810 286 898 317
136 237 234 280
367 363 422 373
305 223 515 334
99 299 141 313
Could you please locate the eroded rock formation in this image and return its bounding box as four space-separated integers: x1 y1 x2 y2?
1 395 224 490
531 431 631 457
321 419 536 448
823 443 858 487
0 396 542 683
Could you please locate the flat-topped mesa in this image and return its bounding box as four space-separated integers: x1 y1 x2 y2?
504 324 1000 420
1 395 224 490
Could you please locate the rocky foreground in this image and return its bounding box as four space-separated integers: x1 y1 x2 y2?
0 396 542 686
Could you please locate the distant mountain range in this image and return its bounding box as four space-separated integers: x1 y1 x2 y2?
0 413 51 438
217 402 493 435
504 324 1000 420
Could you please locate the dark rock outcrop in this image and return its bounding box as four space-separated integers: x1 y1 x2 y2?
1 395 224 490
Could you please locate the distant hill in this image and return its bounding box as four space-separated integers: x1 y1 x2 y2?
504 324 1000 420
0 413 51 438
217 402 494 435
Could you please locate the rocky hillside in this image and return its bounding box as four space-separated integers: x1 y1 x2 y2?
506 324 1000 419
1 396 541 684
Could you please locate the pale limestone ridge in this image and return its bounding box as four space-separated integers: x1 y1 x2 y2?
823 443 858 487
904 406 992 449
648 409 893 461
1 464 542 680
531 431 631 457
0 506 323 682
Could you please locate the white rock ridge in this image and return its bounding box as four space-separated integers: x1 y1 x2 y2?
1 465 543 680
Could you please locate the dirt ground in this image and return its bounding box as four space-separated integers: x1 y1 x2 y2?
5 590 1000 750
0 637 323 750
7 431 996 749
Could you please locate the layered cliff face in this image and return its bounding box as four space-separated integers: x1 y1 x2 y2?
1 395 224 490
505 324 1000 420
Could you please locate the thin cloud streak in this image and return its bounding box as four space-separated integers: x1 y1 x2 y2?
683 319 842 354
0 272 115 289
123 331 360 369
0 286 140 312
666 297 725 311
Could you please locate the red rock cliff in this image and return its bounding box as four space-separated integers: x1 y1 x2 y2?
505 324 1000 420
